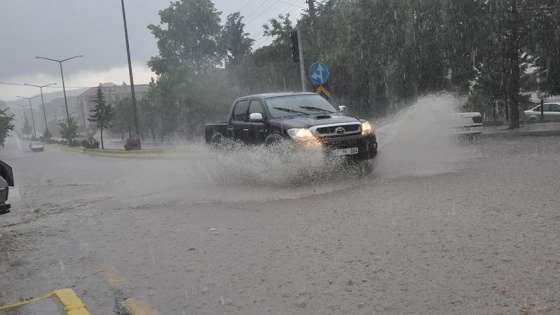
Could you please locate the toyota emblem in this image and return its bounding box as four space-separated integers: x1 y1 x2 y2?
335 127 345 134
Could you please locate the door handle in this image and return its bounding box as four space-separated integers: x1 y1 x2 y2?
243 129 249 132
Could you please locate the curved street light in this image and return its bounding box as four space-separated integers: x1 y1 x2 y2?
35 55 83 120
17 96 39 139
24 83 57 136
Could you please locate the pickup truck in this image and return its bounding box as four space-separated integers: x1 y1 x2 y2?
205 92 378 167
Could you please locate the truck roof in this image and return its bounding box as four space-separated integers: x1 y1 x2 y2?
237 92 316 100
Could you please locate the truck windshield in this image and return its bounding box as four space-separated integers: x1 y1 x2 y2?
265 94 338 118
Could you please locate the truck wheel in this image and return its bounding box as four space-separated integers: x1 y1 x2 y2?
350 160 373 176
265 134 284 146
210 133 228 149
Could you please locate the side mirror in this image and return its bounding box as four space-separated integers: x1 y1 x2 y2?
249 113 263 122
338 105 347 112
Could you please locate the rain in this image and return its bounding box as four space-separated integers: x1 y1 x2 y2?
1 0 560 314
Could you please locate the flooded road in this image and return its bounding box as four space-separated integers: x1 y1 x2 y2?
1 132 559 314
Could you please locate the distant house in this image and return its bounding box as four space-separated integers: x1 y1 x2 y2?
77 83 149 129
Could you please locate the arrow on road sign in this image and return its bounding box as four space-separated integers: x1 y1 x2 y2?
309 62 329 85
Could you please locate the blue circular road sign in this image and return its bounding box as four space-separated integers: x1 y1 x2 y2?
309 62 329 85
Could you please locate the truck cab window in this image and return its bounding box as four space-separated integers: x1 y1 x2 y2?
233 100 249 121
249 100 264 116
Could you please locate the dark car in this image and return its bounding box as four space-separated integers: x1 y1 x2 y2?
0 160 14 215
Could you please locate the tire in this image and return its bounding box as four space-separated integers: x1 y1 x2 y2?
210 133 230 150
265 134 284 146
359 160 374 176
348 159 373 176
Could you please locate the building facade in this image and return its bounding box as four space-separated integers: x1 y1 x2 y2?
76 82 149 129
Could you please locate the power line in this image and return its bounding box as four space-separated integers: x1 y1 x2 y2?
245 1 284 25
251 1 305 48
238 0 258 12
244 0 274 21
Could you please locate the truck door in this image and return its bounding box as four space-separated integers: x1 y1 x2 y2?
229 99 267 144
246 100 267 144
229 100 250 142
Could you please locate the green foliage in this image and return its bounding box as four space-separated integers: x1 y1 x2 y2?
0 109 14 148
147 0 223 74
142 0 560 136
22 115 32 138
58 117 78 145
220 12 254 69
43 127 52 139
88 87 115 149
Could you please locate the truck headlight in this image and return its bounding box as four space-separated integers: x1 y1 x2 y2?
361 121 373 135
287 128 315 140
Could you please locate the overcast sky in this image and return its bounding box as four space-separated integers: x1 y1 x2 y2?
0 0 305 102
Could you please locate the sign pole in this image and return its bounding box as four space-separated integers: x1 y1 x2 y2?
297 25 306 92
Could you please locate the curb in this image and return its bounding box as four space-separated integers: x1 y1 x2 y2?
0 288 90 315
54 145 165 158
480 130 560 138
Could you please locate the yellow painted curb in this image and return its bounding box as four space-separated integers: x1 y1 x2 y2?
0 291 54 310
53 289 91 315
121 297 161 315
55 145 164 158
0 288 90 315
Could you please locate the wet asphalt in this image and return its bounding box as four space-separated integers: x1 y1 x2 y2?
1 134 560 315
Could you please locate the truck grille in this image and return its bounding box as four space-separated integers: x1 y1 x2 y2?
312 123 361 138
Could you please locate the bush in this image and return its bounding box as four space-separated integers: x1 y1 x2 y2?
69 140 81 147
80 138 100 149
124 138 140 151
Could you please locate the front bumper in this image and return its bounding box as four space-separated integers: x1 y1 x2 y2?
321 133 378 160
453 125 483 135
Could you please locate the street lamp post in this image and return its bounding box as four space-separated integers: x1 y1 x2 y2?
18 96 38 139
35 55 83 120
121 0 141 149
24 83 56 135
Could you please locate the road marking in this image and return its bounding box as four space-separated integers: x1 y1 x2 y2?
121 297 161 315
0 288 91 315
0 291 54 311
53 289 91 315
98 265 126 286
78 242 94 252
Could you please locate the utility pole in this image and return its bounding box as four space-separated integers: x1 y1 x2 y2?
121 0 142 149
297 25 306 92
24 83 56 135
508 0 520 129
307 0 316 23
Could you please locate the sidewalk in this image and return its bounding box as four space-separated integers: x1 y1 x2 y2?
481 121 560 138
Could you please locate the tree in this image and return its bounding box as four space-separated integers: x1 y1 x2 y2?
58 117 78 145
22 115 32 139
0 109 14 148
112 97 135 140
147 0 223 75
43 127 52 139
88 87 114 149
220 12 254 69
236 14 300 94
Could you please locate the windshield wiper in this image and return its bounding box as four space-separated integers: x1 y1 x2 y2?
299 106 334 113
272 107 309 115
